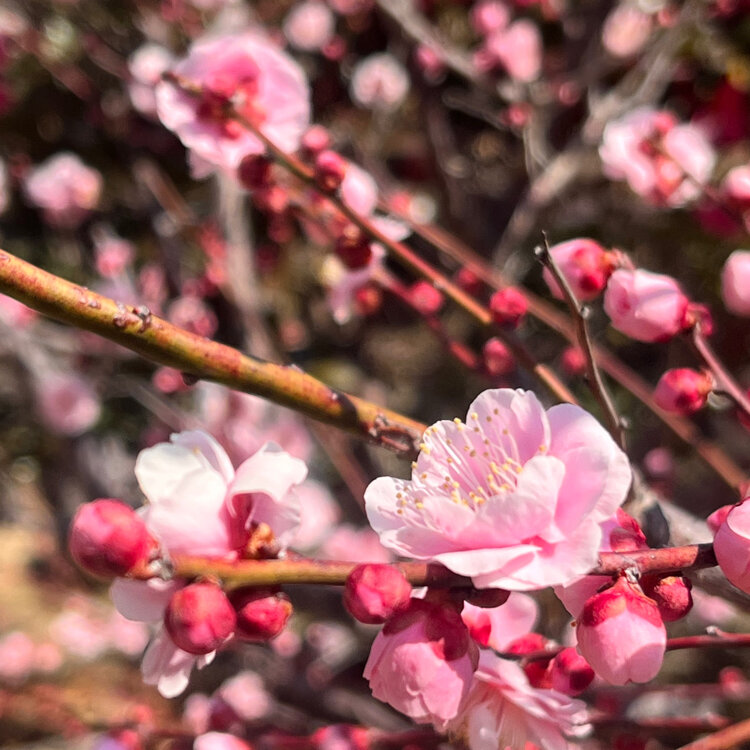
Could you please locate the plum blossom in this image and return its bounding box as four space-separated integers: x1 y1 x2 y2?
448 650 590 750
461 592 539 652
36 372 101 436
128 43 174 118
156 31 310 174
283 1 335 52
350 53 409 112
23 152 102 228
481 19 542 82
111 430 307 696
365 388 632 590
601 4 654 58
600 108 716 207
721 250 750 316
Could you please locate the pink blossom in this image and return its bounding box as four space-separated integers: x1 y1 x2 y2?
653 368 713 414
111 430 307 696
194 733 252 750
448 650 590 750
291 479 340 551
36 373 101 436
93 228 135 278
600 108 716 207
218 671 272 722
128 43 174 118
542 238 612 302
461 592 539 651
283 1 335 52
365 388 631 590
603 268 689 342
482 20 542 82
722 250 750 316
156 31 310 174
576 575 666 685
713 497 750 595
601 4 654 58
0 294 36 327
350 53 409 112
320 524 393 563
0 631 35 683
471 0 510 35
363 599 478 727
23 152 102 228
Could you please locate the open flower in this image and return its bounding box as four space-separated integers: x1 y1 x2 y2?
365 389 631 590
156 31 310 174
111 430 307 697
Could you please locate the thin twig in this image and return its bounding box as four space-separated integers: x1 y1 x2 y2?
536 233 626 448
0 249 425 458
676 716 750 750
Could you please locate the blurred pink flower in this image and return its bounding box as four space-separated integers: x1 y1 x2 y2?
350 53 409 111
283 1 335 52
448 650 590 750
0 294 36 327
194 733 252 750
365 388 631 590
601 4 654 58
291 479 341 551
0 631 35 683
218 670 272 721
600 108 716 207
111 430 307 696
36 373 100 436
156 31 310 174
23 152 102 228
128 43 174 118
721 250 750 316
320 524 393 563
471 0 510 35
93 228 135 278
482 19 542 82
364 599 478 727
603 268 689 342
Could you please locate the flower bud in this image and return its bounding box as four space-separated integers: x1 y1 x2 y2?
504 633 552 688
549 647 595 695
542 238 612 302
722 250 750 316
653 368 712 414
489 287 527 328
165 583 236 655
456 267 483 296
237 154 272 191
482 337 514 376
230 587 293 642
335 225 372 270
407 281 444 316
576 576 666 685
713 498 750 594
707 504 735 534
603 268 689 342
560 346 586 377
300 125 331 159
639 574 693 622
314 150 347 193
343 564 412 624
69 499 152 578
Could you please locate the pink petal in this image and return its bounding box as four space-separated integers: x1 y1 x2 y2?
171 430 234 483
141 627 200 698
110 578 182 622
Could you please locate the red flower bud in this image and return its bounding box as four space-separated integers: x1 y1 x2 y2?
314 150 347 193
165 582 236 655
489 287 527 328
505 633 552 688
335 225 372 270
237 154 272 191
300 125 331 158
653 368 713 414
482 337 514 377
456 267 483 296
561 346 586 377
230 587 293 642
549 647 595 695
343 564 412 624
639 574 693 622
407 280 444 317
69 499 152 578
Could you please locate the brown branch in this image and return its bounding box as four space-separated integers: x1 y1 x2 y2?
677 717 750 750
0 249 425 457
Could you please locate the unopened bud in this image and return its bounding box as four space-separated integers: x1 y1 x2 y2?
639 574 693 622
344 564 412 624
482 337 514 377
314 150 347 193
69 499 152 578
237 154 272 191
165 582 236 655
653 368 713 414
407 280 444 316
549 647 595 695
335 225 372 270
489 287 527 328
505 633 552 688
230 587 293 642
300 125 331 159
560 346 586 377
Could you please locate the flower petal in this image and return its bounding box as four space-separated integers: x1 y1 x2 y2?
110 578 183 622
141 627 199 698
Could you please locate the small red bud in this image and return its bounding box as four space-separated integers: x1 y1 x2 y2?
69 499 152 578
489 287 527 328
335 225 372 270
314 150 347 193
505 633 552 688
407 280 444 316
300 125 331 158
482 337 514 377
560 346 586 377
230 587 293 642
344 564 413 624
456 267 483 296
549 647 595 695
653 368 713 414
237 154 272 191
639 574 693 622
165 582 236 655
